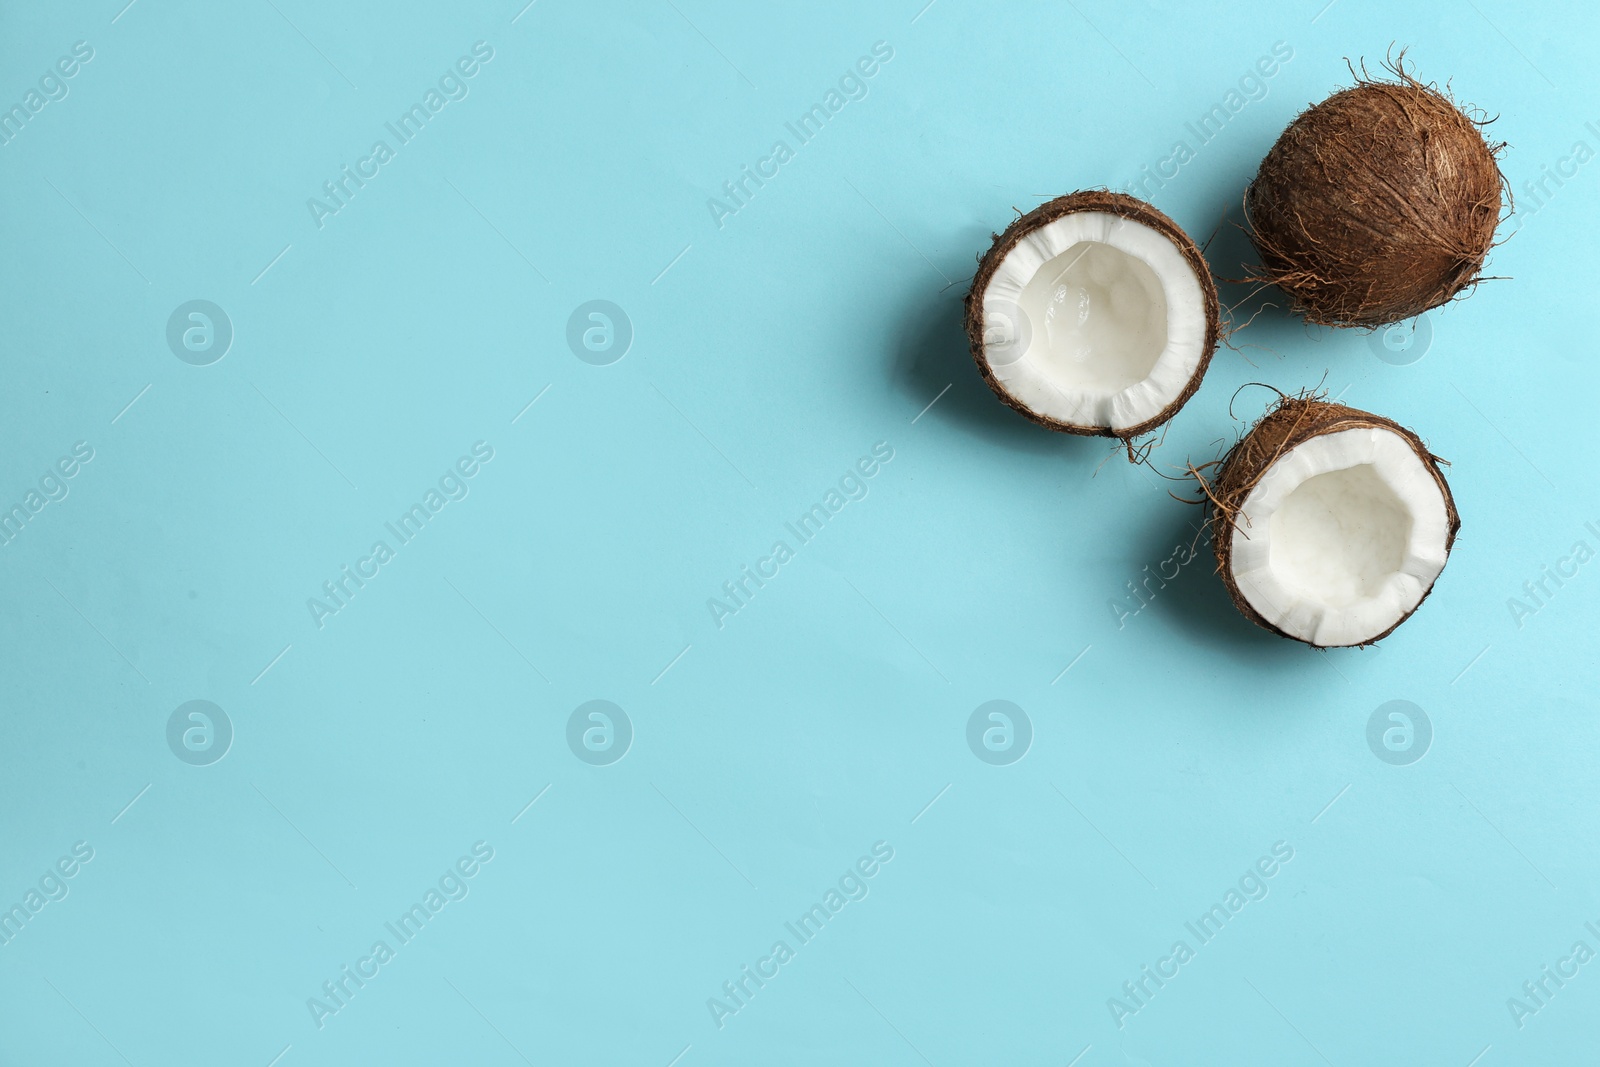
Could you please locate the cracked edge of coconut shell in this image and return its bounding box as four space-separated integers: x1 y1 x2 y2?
962 190 1221 444
1242 51 1512 329
1199 392 1460 648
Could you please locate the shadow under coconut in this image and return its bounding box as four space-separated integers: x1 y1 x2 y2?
888 280 1118 467
1125 503 1314 667
1196 196 1343 369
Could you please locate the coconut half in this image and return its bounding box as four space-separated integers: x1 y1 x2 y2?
1210 396 1459 647
965 191 1220 438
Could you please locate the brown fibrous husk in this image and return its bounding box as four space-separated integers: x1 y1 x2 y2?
964 190 1221 442
1245 54 1509 328
1195 392 1460 647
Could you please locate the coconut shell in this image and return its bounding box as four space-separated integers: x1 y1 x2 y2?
1209 395 1459 646
964 190 1221 439
1246 60 1507 327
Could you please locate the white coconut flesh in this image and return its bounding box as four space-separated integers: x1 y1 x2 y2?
981 211 1209 431
1228 427 1452 646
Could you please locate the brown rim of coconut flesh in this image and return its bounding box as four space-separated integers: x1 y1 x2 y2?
1198 393 1460 648
964 191 1221 443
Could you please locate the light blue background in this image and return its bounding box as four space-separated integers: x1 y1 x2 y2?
1 1 1595 1064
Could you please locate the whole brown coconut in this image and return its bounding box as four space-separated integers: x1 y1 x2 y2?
1205 394 1459 647
1246 57 1508 327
